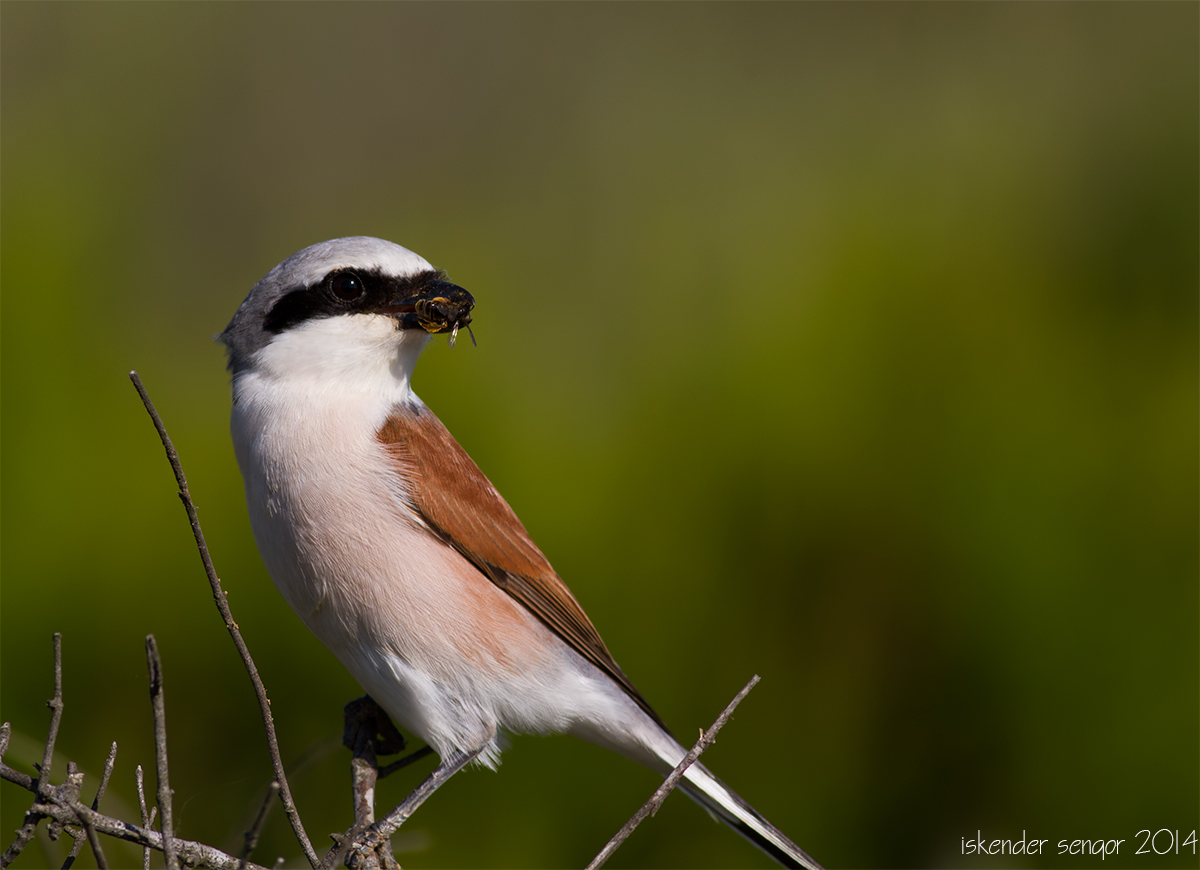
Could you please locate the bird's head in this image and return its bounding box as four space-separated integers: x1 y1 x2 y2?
220 237 474 385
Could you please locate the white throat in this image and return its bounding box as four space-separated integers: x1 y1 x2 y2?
241 314 431 406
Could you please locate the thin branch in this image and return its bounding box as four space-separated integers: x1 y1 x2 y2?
0 763 35 790
69 803 108 870
38 634 65 798
130 370 318 868
2 639 278 870
1 812 40 868
135 765 154 870
1 637 71 868
146 635 179 870
63 741 118 867
29 799 272 870
38 824 63 869
586 675 761 870
238 781 280 870
93 743 119 810
0 725 32 791
2 757 269 870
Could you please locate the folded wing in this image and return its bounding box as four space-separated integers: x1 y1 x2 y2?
377 403 667 731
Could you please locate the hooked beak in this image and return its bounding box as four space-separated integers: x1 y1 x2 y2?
374 280 475 335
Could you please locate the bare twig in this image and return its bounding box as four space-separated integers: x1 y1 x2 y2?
70 802 109 870
2 756 268 870
130 370 318 868
94 743 119 809
0 762 34 791
1 812 40 868
0 724 31 790
135 765 154 870
38 634 66 798
38 825 62 869
146 635 179 870
27 798 272 870
586 675 761 870
1 637 71 868
63 741 118 867
1 636 284 870
238 781 280 870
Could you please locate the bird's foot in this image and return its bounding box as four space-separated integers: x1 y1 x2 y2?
343 695 408 757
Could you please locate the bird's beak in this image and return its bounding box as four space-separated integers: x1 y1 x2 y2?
374 280 475 335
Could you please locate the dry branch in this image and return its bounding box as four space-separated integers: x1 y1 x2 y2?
62 740 118 868
586 675 761 870
69 802 108 870
130 371 318 868
135 764 157 870
38 634 65 799
146 635 179 870
238 781 280 870
0 641 272 870
319 698 429 870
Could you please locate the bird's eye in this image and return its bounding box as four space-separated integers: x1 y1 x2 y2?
330 272 365 302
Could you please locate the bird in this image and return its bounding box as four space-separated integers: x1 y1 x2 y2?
220 236 820 869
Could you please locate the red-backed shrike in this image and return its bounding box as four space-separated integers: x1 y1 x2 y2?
221 237 818 869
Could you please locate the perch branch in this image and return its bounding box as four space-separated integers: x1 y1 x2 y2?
586 675 761 870
345 746 484 868
320 702 417 870
130 370 318 868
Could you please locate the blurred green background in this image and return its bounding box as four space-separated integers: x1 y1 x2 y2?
2 4 1196 869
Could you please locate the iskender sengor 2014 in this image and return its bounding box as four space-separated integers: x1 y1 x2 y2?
962 831 1125 860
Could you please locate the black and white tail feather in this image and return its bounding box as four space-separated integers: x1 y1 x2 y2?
678 759 822 870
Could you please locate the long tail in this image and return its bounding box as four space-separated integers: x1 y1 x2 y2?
678 760 823 870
